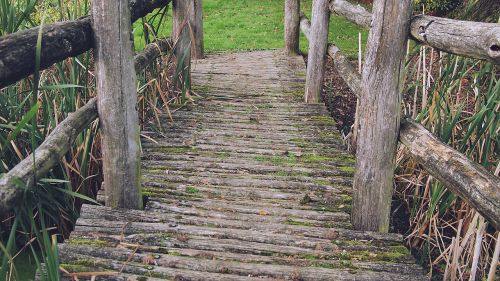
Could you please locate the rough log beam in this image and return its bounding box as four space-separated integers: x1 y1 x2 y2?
0 38 172 214
329 0 500 64
0 0 171 89
304 0 330 103
93 0 143 209
399 120 500 230
284 0 300 55
299 15 360 97
352 0 413 232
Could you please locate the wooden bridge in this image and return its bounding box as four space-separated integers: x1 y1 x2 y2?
0 0 499 280
56 50 428 280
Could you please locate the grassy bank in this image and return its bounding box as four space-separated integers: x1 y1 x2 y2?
133 0 368 58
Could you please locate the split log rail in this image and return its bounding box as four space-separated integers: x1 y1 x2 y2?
285 0 500 231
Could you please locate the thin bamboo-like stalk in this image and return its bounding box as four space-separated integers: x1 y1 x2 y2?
487 232 500 281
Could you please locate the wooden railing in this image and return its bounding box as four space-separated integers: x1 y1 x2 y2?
0 0 498 237
285 0 500 231
0 0 204 212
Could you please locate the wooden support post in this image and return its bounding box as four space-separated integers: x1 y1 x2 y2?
192 0 204 59
173 0 193 89
284 0 300 55
92 0 142 209
352 0 413 232
304 0 330 103
173 0 203 59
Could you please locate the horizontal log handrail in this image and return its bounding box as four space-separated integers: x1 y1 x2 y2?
0 0 171 89
399 119 500 230
329 0 500 64
0 37 173 214
299 16 500 229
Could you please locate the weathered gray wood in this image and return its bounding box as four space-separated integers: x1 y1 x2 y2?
304 0 330 103
172 0 192 89
284 0 300 55
299 14 361 97
352 0 413 232
134 38 173 70
58 50 427 280
0 38 172 213
410 15 500 64
399 119 500 230
329 0 371 28
92 1 142 209
329 0 500 64
192 0 204 59
0 0 171 89
0 99 97 213
301 12 500 230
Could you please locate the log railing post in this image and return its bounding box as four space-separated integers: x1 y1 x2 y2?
284 0 300 55
192 0 204 59
92 0 142 209
173 0 193 89
173 0 203 60
304 0 330 103
352 0 413 232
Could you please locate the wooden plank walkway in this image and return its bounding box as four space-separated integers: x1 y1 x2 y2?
58 51 428 280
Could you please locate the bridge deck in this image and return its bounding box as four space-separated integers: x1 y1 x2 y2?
58 51 427 280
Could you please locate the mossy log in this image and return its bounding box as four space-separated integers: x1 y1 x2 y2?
0 38 172 214
0 0 171 88
329 0 500 64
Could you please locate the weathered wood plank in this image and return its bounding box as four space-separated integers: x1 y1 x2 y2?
92 0 142 209
352 0 413 232
329 0 500 64
0 0 171 88
285 0 300 55
304 0 330 103
58 51 427 280
399 119 500 230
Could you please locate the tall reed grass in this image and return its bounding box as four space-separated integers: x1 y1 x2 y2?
395 44 499 280
0 0 183 279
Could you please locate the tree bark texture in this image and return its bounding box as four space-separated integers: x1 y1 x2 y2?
399 119 500 230
299 14 361 97
173 0 203 59
352 0 413 232
285 0 300 55
300 7 500 230
0 0 170 89
329 0 372 28
173 0 193 90
304 0 330 103
92 1 142 209
329 0 500 64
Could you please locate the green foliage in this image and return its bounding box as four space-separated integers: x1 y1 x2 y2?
133 0 368 58
414 0 462 15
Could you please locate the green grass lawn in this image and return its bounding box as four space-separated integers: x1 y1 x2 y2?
133 0 368 58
